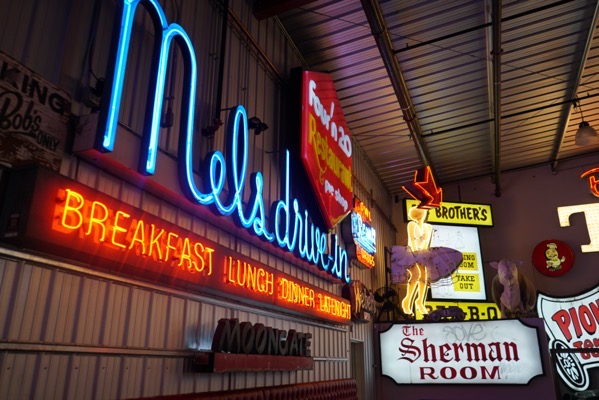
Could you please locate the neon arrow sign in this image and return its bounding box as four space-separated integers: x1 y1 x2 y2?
402 166 442 209
93 0 350 282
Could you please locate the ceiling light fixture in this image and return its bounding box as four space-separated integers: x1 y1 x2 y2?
574 100 598 146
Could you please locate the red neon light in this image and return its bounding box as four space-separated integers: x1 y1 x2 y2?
54 188 215 275
402 166 442 209
354 198 371 222
7 168 350 324
225 256 275 296
316 293 351 319
580 168 599 197
301 70 353 229
277 277 316 309
356 246 375 267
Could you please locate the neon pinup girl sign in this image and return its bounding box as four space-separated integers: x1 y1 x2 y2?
391 168 462 315
93 0 349 283
391 207 463 315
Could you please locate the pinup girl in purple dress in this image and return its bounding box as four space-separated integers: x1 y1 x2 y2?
391 207 463 315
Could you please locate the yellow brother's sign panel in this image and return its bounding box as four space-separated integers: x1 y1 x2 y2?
415 301 500 321
405 199 493 227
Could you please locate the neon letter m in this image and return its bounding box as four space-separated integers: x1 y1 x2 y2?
95 0 197 176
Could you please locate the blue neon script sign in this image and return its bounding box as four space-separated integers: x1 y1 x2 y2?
95 0 349 282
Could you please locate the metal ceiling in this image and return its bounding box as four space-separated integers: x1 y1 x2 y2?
272 0 599 198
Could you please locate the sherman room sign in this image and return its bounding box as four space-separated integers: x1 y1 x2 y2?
379 319 544 384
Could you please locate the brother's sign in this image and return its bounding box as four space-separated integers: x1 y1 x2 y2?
379 320 544 384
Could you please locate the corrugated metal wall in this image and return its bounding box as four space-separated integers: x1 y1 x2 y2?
0 0 395 398
0 249 350 399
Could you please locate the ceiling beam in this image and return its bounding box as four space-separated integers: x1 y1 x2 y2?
550 1 599 173
253 0 318 20
491 0 502 197
360 0 435 181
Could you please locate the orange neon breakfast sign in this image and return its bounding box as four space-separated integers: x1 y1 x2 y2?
1 168 350 324
53 188 215 275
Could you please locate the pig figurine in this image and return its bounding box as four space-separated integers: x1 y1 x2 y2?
490 259 537 318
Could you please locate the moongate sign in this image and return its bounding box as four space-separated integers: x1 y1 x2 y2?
379 320 544 384
300 70 352 229
212 318 312 357
0 168 350 325
79 0 350 283
537 286 599 391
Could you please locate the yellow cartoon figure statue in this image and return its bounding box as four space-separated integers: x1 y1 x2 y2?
390 207 463 317
544 242 565 272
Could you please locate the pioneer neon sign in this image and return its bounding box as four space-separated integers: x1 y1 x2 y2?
537 286 599 391
94 0 349 282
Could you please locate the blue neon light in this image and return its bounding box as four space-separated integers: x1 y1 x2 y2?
96 0 350 283
100 0 147 151
144 24 197 175
351 212 376 254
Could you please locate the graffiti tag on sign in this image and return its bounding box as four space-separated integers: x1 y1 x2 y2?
0 51 71 171
380 319 543 384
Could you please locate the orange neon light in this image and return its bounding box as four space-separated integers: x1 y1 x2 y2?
402 166 442 209
356 246 375 267
277 277 316 308
53 188 214 275
581 168 599 197
48 186 349 323
225 256 274 296
316 293 351 319
276 276 350 320
354 199 371 222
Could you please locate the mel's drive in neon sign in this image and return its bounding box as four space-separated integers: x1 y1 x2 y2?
95 0 349 282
